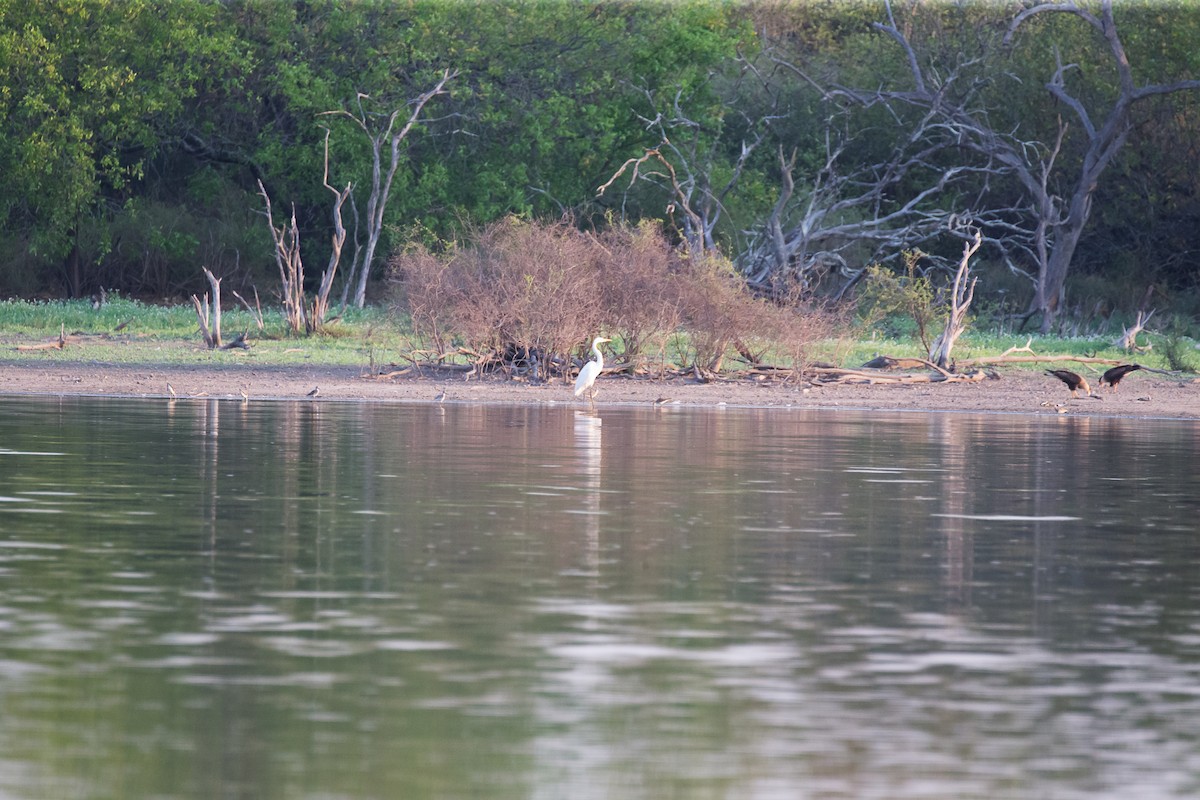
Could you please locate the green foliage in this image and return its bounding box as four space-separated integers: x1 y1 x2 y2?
0 0 1196 322
0 0 236 290
857 253 939 351
0 297 200 336
1159 316 1197 373
0 296 402 367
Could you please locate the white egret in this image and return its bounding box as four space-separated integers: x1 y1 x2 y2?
574 336 611 405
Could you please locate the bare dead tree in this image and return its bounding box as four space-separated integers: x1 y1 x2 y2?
929 230 981 369
736 108 992 294
598 84 774 259
250 130 351 337
1114 308 1154 352
599 64 992 295
191 266 223 349
313 129 350 330
257 180 306 334
842 0 1200 330
321 69 457 309
337 190 363 313
738 0 1199 328
755 11 1028 296
1000 0 1200 332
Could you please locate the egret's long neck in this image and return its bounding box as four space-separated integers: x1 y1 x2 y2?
591 342 603 366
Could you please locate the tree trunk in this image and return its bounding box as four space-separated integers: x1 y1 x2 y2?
65 240 83 299
1032 233 1075 333
321 69 456 309
314 130 349 329
1031 179 1091 332
353 211 379 308
929 232 980 368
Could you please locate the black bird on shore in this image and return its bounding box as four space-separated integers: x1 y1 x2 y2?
1100 364 1142 392
1046 369 1092 397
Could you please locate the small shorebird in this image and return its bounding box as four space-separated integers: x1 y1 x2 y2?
307 387 320 398
434 387 447 403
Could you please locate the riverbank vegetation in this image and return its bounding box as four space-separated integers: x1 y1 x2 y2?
1 291 1189 382
1 0 1198 370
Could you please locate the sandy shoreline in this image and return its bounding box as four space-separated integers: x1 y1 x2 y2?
0 359 1196 419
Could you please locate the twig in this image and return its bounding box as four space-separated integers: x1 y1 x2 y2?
231 289 265 331
957 353 1127 367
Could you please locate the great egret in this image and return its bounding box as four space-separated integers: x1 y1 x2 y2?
574 336 611 405
1045 369 1092 397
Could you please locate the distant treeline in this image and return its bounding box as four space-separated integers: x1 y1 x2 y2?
1 0 1197 324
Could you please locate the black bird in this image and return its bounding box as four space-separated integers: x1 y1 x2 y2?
1100 364 1142 392
1046 369 1092 397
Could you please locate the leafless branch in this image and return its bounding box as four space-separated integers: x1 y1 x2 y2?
190 267 224 349
257 179 306 334
320 69 458 308
929 230 981 368
313 128 351 330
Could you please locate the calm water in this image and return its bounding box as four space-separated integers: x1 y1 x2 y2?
0 395 1198 799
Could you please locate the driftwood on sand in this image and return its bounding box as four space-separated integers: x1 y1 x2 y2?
380 336 1180 392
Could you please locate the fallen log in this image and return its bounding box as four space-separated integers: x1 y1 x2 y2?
16 341 67 351
956 337 1125 368
15 324 67 351
859 355 954 378
958 353 1127 367
812 367 987 385
861 355 934 370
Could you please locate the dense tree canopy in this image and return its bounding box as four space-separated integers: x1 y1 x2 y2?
0 0 1196 327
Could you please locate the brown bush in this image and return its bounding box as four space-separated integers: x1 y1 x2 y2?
391 217 604 377
391 216 835 380
594 221 683 370
750 293 842 377
390 239 460 355
673 255 760 372
673 254 838 374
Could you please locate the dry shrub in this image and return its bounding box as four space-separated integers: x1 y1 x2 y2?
392 216 834 380
674 255 763 372
751 294 842 377
390 240 459 354
594 221 683 368
475 218 603 372
675 254 837 374
391 217 604 377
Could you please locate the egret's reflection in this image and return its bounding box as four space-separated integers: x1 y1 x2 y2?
934 414 972 610
573 410 602 575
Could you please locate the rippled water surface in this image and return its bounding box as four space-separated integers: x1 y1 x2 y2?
1 395 1199 799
